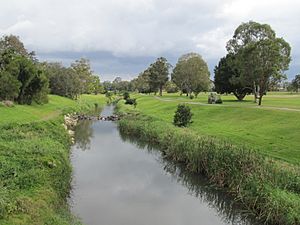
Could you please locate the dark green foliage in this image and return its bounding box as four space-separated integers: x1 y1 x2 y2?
117 112 300 225
215 98 223 104
125 98 136 106
173 104 193 127
214 54 252 101
148 57 170 96
0 35 49 104
123 91 130 100
0 71 20 101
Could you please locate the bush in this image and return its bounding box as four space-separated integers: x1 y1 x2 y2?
173 104 193 127
189 94 194 99
125 98 137 108
215 98 223 104
123 92 130 100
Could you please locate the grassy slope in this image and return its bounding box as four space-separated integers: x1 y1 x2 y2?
0 94 105 225
128 93 300 165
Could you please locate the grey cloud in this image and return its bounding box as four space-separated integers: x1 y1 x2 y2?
0 0 299 80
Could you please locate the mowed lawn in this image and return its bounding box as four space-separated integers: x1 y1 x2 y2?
0 94 106 124
157 92 300 109
129 93 300 165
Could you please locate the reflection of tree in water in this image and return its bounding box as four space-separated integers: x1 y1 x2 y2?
74 120 94 151
118 129 261 225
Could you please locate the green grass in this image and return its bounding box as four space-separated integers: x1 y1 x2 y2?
0 94 106 224
0 94 106 124
124 93 300 165
157 92 300 109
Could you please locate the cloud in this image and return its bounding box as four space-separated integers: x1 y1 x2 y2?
0 0 299 79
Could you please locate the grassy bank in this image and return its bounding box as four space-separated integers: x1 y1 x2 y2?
126 93 300 165
116 100 300 225
0 94 105 224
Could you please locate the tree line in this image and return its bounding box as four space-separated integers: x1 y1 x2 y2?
0 35 102 104
103 53 211 98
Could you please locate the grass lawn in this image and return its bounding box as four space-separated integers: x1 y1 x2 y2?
0 94 106 124
156 92 300 109
127 92 300 165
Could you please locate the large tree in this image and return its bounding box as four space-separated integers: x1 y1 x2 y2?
71 58 94 94
226 21 291 105
214 53 252 100
148 57 170 96
172 53 210 96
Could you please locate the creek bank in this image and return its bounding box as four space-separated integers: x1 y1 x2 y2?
0 98 105 225
116 108 300 225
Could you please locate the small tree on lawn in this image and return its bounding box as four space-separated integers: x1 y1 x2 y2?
173 104 193 127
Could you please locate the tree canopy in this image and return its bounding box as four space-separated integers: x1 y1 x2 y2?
226 21 291 105
147 57 170 96
214 53 252 100
172 53 210 96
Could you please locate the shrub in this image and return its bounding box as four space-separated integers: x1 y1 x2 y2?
189 94 194 99
215 98 223 104
173 104 193 127
125 98 137 107
123 92 130 100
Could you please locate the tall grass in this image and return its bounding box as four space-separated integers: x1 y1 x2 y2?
117 108 300 225
0 120 82 224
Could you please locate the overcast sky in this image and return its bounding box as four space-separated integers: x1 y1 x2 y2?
0 0 299 81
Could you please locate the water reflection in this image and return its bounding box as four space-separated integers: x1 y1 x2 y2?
74 120 94 151
73 106 104 151
119 130 260 225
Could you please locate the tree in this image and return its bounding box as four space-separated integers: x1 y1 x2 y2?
291 74 300 92
71 58 94 94
172 53 210 96
0 71 21 101
214 54 252 100
226 21 291 105
173 104 193 127
148 57 170 96
90 75 103 94
132 71 151 93
4 55 49 104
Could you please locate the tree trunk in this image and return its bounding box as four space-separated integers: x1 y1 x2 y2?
258 95 263 105
253 82 259 103
159 87 163 96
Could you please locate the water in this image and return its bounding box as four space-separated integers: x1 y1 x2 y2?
70 105 256 225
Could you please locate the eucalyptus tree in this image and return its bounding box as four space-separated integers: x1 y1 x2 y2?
172 53 210 96
226 21 291 105
148 57 170 96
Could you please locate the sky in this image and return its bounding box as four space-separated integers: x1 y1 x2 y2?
0 0 299 81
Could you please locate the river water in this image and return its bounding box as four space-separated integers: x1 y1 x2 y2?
70 105 257 225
